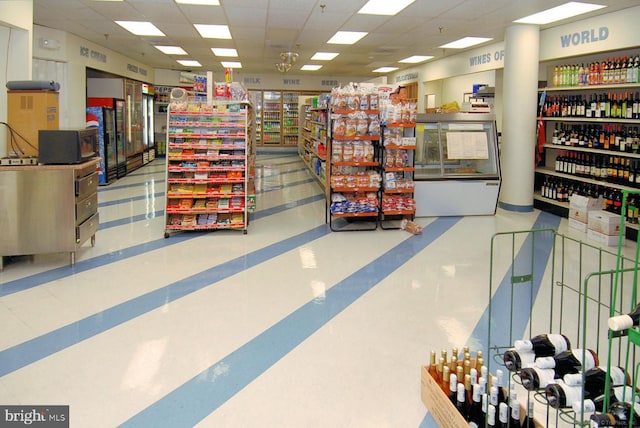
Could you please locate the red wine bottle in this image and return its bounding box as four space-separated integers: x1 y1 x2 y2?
504 333 571 371
590 401 640 427
520 348 599 391
534 348 598 376
456 383 470 420
545 365 628 408
608 302 640 331
468 383 484 427
448 373 458 405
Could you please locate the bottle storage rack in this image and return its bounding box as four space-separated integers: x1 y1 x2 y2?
534 83 640 240
486 227 640 426
164 100 252 236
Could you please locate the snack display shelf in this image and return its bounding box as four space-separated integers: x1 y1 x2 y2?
379 121 417 229
168 144 243 150
167 178 244 184
168 166 244 172
167 207 245 214
332 135 379 142
383 187 415 193
332 109 379 116
168 133 246 138
331 186 379 193
331 212 378 218
165 223 245 231
168 121 246 127
164 99 252 237
332 161 379 167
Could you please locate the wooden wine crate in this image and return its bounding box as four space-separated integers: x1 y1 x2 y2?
420 365 468 428
420 365 544 428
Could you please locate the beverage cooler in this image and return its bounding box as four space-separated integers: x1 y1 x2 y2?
142 83 155 164
125 79 144 171
414 113 501 216
87 97 127 184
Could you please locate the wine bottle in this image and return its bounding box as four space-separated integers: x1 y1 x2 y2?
495 369 507 404
608 302 640 331
503 349 535 373
449 372 458 405
456 383 469 420
498 402 509 428
590 401 640 427
428 350 438 381
522 398 535 428
574 385 640 416
535 348 599 375
545 366 625 409
487 404 497 428
513 333 571 359
510 395 523 428
468 383 484 427
441 365 450 395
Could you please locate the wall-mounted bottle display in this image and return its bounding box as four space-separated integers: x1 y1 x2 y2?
534 72 640 237
551 54 640 87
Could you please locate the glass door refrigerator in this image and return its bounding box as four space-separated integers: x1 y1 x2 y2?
87 97 126 184
114 99 127 177
125 79 144 171
262 91 282 146
142 83 155 164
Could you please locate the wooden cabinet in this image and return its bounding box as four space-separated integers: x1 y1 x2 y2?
0 159 99 270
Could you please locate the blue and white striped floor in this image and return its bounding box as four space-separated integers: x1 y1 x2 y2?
0 153 634 427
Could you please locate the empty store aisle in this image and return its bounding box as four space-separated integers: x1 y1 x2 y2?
0 152 610 427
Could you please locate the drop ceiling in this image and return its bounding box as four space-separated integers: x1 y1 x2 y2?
32 0 640 77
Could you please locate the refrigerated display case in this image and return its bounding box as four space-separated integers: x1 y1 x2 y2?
142 84 155 164
250 90 262 145
282 92 299 146
86 105 116 185
87 97 127 181
125 79 144 171
262 91 281 145
414 113 501 216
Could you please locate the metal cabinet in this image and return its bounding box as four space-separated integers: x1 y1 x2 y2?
0 159 99 270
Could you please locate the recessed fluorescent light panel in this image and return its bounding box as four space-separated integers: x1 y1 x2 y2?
155 45 188 55
194 24 232 39
514 2 606 25
328 31 368 45
439 37 492 49
177 60 202 67
358 0 415 15
176 0 220 5
115 21 165 36
221 61 242 68
211 48 238 57
399 55 433 63
301 65 323 71
311 52 339 61
373 67 399 73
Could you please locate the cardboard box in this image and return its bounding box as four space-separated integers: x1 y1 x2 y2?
568 195 603 223
7 90 59 158
587 228 621 247
568 217 587 233
588 210 623 236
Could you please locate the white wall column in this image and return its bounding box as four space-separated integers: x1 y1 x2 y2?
499 24 540 212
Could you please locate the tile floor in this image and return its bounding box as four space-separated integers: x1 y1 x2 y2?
0 152 638 427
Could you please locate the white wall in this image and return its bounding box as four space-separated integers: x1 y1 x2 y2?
0 0 34 157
